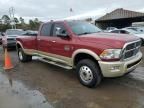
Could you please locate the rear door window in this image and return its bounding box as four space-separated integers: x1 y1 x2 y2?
40 23 52 36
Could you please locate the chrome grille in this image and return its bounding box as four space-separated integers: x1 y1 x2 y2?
7 38 16 43
7 38 15 41
122 40 141 60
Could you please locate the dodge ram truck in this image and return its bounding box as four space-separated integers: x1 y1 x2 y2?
16 21 143 88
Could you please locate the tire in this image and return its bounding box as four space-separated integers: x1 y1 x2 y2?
141 38 144 46
18 48 32 62
76 59 102 88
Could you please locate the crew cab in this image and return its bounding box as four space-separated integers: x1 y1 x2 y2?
16 21 143 88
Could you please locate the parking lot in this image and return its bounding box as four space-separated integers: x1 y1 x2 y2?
0 46 144 108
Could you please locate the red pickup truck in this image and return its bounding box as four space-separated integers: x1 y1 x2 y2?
16 21 142 87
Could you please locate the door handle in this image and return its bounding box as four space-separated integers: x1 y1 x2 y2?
52 40 56 43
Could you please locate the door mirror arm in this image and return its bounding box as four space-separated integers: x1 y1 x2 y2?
57 33 69 38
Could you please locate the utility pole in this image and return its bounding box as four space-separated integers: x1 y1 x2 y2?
9 7 16 29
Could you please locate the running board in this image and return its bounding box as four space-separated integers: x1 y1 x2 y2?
38 58 72 70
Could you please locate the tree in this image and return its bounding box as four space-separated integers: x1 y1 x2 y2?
14 17 19 24
1 15 10 24
29 18 41 30
0 19 2 24
19 17 25 24
0 15 42 31
85 18 92 22
29 19 35 29
34 18 41 30
34 18 39 23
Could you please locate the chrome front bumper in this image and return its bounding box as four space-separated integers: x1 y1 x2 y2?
98 52 143 77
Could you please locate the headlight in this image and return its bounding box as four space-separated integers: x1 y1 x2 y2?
100 49 122 60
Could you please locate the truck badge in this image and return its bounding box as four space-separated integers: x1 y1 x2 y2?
64 45 70 51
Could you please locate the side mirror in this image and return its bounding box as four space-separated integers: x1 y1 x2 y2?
1 32 5 36
55 27 69 38
57 33 68 37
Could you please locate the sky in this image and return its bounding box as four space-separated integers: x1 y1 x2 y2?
0 0 144 22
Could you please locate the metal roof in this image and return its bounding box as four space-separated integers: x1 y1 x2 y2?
96 8 144 21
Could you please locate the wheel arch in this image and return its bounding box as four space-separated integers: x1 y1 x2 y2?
16 41 24 50
72 49 101 67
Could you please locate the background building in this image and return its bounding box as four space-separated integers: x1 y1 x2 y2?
95 8 144 29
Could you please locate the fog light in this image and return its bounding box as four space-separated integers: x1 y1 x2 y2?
110 66 120 72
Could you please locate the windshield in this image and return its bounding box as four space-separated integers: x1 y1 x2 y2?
6 30 24 36
68 21 102 35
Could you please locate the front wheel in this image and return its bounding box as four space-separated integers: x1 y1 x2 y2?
18 48 32 62
76 59 102 88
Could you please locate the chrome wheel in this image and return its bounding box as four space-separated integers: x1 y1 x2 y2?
79 66 93 84
19 50 23 60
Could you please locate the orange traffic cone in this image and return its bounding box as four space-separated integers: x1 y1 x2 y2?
4 48 13 70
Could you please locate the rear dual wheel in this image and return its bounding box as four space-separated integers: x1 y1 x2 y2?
18 48 32 62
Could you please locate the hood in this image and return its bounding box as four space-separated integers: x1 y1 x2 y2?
78 33 140 48
6 35 18 39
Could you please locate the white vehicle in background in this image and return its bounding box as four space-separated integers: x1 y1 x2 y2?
110 28 144 46
2 29 24 48
23 30 38 36
125 27 144 33
104 27 118 32
106 27 117 31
